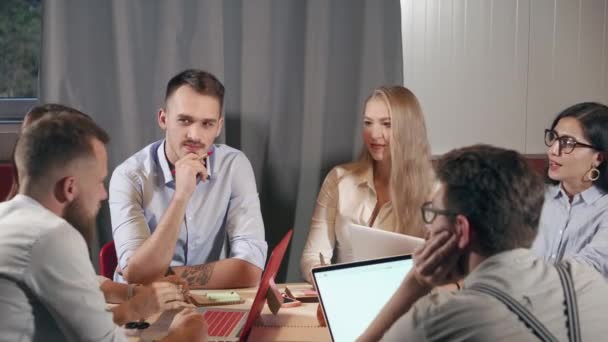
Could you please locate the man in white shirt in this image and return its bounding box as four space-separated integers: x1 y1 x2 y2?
109 69 267 288
359 145 608 341
0 108 206 341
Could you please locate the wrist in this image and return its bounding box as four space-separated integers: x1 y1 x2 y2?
409 272 432 291
172 190 193 203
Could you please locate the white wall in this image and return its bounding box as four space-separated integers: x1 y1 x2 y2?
401 0 608 154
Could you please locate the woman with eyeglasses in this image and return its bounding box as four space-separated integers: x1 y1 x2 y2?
531 102 608 277
300 85 434 283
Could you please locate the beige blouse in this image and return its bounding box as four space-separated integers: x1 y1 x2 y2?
300 163 396 283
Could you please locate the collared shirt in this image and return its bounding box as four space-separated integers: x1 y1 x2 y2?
301 163 423 283
109 140 267 282
0 195 125 341
531 184 608 278
383 249 608 341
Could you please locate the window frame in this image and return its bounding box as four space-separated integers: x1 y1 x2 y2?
0 98 37 122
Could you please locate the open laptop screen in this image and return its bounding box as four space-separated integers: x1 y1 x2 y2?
312 255 414 342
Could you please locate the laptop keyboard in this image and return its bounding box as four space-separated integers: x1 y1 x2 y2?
204 310 246 337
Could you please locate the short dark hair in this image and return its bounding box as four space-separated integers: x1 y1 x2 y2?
24 103 88 125
15 107 109 183
436 144 545 255
165 69 225 111
6 104 91 200
547 102 608 192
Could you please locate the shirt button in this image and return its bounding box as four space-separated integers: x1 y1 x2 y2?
559 230 563 235
551 254 556 259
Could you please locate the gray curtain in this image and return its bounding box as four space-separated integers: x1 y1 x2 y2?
41 0 403 281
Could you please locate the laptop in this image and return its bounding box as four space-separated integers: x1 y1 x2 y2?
350 223 424 261
141 229 293 342
312 254 414 342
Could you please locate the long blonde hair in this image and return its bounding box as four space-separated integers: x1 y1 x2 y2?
353 86 434 237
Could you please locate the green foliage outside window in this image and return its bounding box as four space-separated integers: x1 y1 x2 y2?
0 0 41 98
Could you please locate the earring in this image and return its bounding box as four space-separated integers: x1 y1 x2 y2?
586 167 600 181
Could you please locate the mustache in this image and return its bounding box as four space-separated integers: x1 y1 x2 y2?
182 140 204 147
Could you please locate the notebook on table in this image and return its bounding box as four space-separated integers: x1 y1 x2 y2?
141 229 294 342
312 254 414 342
349 223 424 261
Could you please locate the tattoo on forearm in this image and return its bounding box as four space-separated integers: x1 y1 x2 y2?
179 263 215 286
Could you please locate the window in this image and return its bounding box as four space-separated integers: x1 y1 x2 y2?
0 0 42 121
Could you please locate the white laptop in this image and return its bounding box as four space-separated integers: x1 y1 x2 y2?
312 255 414 342
350 223 424 261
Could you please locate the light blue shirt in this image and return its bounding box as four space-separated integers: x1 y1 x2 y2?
109 140 267 282
532 184 608 278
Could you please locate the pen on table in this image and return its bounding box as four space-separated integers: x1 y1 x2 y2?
319 252 326 266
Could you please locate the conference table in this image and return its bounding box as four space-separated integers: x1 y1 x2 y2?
125 283 331 342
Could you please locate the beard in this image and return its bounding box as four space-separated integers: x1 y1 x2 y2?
64 196 97 247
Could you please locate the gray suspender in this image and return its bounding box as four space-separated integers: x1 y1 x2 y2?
555 263 581 342
468 262 580 342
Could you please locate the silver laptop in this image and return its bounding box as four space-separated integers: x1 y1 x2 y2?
312 255 414 342
350 223 424 261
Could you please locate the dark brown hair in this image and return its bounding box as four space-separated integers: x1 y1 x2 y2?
546 102 608 192
436 144 545 254
165 69 225 112
6 104 90 200
14 108 109 185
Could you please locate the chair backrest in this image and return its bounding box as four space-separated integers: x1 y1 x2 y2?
0 163 15 201
99 241 117 279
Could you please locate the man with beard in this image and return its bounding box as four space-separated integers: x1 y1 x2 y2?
359 145 608 341
0 111 207 341
109 69 267 288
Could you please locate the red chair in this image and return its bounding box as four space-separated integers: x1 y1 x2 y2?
99 241 117 279
0 164 15 201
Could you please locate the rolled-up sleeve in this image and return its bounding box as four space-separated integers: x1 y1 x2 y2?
109 165 151 277
300 168 339 283
224 153 268 270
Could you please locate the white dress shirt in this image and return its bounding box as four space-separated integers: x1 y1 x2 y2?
300 163 400 282
0 195 126 341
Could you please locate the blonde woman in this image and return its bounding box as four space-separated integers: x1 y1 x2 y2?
300 86 434 282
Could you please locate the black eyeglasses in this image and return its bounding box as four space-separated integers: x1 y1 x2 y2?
544 129 597 154
420 202 459 224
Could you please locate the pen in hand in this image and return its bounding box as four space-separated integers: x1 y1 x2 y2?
319 252 326 266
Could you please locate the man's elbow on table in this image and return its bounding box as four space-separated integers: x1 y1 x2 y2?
122 262 165 285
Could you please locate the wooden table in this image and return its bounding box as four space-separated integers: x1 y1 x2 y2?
125 283 331 342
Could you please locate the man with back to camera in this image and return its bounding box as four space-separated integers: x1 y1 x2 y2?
359 144 608 341
0 109 206 341
109 69 267 288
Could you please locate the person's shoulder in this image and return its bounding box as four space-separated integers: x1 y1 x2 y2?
0 196 66 234
414 288 503 324
2 198 84 258
112 140 162 180
213 144 255 169
566 260 608 290
324 162 360 180
214 144 248 160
